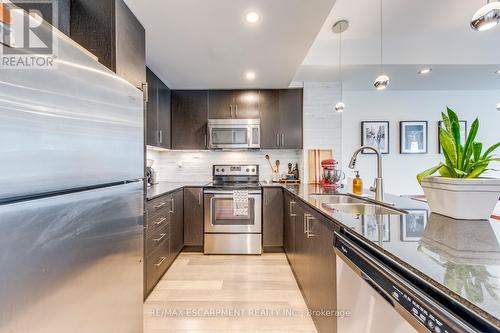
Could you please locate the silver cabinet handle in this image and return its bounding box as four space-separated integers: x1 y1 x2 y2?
305 214 316 238
303 214 307 234
198 191 202 206
235 104 238 118
290 201 296 217
170 198 175 213
142 82 149 102
154 202 166 209
276 134 280 146
281 133 285 147
154 233 167 242
154 257 166 267
154 217 167 226
204 134 207 147
230 105 233 118
159 130 163 144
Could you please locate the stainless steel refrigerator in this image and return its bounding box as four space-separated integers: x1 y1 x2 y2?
0 10 144 333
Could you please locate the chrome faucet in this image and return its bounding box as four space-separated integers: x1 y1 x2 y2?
348 145 384 202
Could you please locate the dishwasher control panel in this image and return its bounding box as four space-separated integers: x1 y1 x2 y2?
335 235 468 333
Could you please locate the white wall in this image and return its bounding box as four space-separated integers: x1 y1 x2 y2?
303 82 343 181
342 90 500 195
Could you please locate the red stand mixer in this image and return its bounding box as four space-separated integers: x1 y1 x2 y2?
320 159 345 188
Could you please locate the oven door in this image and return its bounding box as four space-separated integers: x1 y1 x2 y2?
204 190 262 233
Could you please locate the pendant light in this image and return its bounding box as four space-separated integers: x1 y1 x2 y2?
332 20 349 113
374 0 389 90
471 0 500 31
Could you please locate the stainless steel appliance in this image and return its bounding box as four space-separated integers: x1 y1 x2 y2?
207 118 260 150
0 8 144 333
335 231 497 333
204 165 262 254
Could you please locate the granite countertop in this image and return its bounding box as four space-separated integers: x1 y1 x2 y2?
280 183 500 328
146 181 209 200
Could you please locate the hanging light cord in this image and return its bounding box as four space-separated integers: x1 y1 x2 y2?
380 0 383 72
339 24 343 100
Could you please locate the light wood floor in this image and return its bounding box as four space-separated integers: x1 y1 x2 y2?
144 253 317 333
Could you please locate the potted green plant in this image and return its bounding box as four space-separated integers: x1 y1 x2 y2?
417 108 500 220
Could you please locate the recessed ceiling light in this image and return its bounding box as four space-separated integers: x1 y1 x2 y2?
245 11 261 24
245 71 256 80
418 68 432 75
374 75 390 90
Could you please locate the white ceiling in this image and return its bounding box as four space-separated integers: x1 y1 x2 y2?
294 0 500 90
124 0 336 89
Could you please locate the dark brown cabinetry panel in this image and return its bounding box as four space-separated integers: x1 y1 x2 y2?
263 187 284 250
259 90 280 149
208 90 234 119
70 0 146 88
15 0 70 35
183 187 204 247
146 67 159 146
170 190 184 255
146 67 171 148
279 89 303 149
171 90 209 150
208 90 260 119
283 192 296 263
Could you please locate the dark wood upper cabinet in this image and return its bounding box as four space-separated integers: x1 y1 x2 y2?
157 80 172 149
171 90 209 150
208 90 260 119
259 90 280 149
70 0 146 89
15 0 70 35
146 67 159 146
263 187 284 250
279 89 303 149
146 67 171 149
208 90 234 119
234 90 260 118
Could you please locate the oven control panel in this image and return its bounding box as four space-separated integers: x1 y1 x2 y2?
213 165 258 176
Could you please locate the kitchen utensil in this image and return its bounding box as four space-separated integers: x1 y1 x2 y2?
275 160 280 174
265 155 275 172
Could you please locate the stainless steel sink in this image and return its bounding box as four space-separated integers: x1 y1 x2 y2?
322 203 405 215
309 194 368 204
310 194 406 216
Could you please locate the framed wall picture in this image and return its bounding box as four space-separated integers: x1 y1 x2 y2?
400 210 428 241
361 121 390 154
438 120 467 154
400 121 428 154
362 215 390 242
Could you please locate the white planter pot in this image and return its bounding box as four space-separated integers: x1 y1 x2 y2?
421 176 500 220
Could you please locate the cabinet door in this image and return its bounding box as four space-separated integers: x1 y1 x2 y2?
263 188 284 249
283 193 296 263
309 216 337 333
172 90 209 149
234 90 260 119
183 187 204 247
279 89 303 149
170 190 184 256
157 80 171 149
294 203 310 298
115 0 146 89
208 90 234 118
146 67 158 146
259 90 280 149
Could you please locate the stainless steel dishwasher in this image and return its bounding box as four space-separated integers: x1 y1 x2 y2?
334 231 498 333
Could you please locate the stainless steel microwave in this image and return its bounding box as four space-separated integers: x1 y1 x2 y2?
207 119 260 150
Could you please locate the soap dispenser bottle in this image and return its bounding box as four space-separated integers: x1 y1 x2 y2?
353 171 363 195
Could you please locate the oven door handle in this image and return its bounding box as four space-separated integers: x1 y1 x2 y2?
203 190 262 195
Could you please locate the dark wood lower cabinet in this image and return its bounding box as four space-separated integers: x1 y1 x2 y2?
263 187 284 251
183 187 204 248
284 193 338 333
145 189 184 297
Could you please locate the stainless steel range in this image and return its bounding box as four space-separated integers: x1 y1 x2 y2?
204 165 262 254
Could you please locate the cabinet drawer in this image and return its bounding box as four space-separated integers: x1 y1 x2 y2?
146 236 170 293
146 223 170 256
147 195 172 213
146 210 170 235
